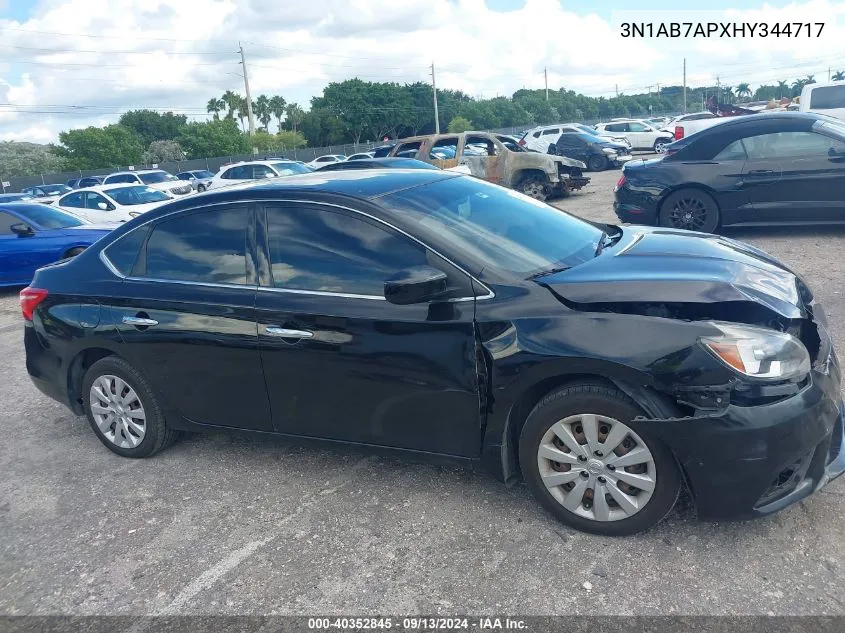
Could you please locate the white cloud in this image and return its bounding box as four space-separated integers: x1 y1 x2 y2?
0 0 844 142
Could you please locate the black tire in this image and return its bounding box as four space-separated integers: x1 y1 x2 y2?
658 188 720 233
197 184 206 193
587 154 608 171
82 356 179 458
653 138 670 153
519 382 681 536
63 247 86 258
517 174 548 201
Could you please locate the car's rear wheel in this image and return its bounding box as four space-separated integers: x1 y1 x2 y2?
587 154 608 171
519 382 681 536
659 188 720 233
517 175 548 201
82 356 178 458
654 138 670 153
197 184 206 192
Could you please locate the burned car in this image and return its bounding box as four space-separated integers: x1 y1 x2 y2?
21 170 844 536
387 131 589 201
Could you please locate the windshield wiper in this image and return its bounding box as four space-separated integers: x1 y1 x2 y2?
527 265 570 280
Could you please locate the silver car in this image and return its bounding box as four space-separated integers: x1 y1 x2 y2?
176 170 215 193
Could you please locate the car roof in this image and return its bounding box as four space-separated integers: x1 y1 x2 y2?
317 157 438 171
689 111 824 131
107 169 167 176
0 202 61 215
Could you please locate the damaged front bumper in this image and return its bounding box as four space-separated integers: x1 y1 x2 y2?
637 344 844 521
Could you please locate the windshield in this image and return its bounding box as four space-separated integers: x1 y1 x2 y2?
15 203 84 229
139 171 178 184
105 185 171 206
43 184 73 195
272 162 312 175
380 176 603 276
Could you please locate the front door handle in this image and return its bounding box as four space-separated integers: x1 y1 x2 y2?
122 315 159 327
265 326 313 339
747 169 775 175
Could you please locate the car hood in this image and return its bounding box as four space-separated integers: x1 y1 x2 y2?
540 226 805 319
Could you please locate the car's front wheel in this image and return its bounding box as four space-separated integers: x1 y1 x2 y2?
197 184 206 192
654 138 670 153
519 382 681 536
517 174 548 201
587 154 608 171
82 356 179 458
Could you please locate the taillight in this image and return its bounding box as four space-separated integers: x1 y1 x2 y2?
20 287 48 321
674 126 684 140
615 174 626 189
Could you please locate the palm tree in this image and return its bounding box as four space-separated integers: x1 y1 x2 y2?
221 90 240 119
253 94 271 132
805 74 816 84
777 80 789 98
285 103 304 134
735 83 751 100
833 70 845 81
236 96 248 132
791 78 807 97
269 95 286 133
206 97 225 120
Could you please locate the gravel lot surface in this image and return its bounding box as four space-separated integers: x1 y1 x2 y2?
1 163 843 616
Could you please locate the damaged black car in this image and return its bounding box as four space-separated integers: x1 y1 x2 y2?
21 170 845 536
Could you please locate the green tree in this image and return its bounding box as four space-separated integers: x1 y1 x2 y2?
316 79 371 144
253 94 271 132
55 124 144 170
0 142 66 178
300 108 345 146
735 83 751 99
268 95 287 132
285 103 304 134
833 70 845 81
221 90 240 119
276 130 307 149
142 140 185 164
177 119 249 159
236 97 249 133
447 116 473 133
777 80 789 98
206 97 225 120
249 130 279 152
117 110 187 146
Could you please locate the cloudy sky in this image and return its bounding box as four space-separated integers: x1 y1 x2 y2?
2 0 845 143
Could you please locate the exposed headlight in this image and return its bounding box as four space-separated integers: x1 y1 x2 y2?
701 322 810 381
601 147 618 155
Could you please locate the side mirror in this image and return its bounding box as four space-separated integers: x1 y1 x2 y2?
97 202 109 210
384 266 448 305
10 223 35 237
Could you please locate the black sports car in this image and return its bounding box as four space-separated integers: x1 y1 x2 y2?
614 112 845 232
21 169 845 536
314 157 437 171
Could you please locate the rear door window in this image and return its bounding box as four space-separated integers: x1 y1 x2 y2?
59 192 85 208
142 207 250 285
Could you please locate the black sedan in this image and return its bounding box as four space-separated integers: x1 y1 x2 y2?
314 157 438 171
614 112 845 232
21 170 844 535
553 132 632 171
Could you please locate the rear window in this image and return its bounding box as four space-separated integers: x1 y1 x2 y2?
15 203 83 229
139 171 177 184
809 85 845 110
271 162 311 175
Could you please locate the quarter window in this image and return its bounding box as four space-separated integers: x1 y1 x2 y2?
144 207 249 285
103 226 150 276
265 205 430 295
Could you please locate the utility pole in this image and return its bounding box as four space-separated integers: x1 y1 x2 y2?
544 67 549 101
238 42 255 136
615 84 618 97
682 58 687 113
431 62 440 134
828 66 831 81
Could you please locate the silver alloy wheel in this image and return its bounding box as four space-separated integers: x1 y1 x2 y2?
89 375 146 448
655 141 667 153
536 414 657 522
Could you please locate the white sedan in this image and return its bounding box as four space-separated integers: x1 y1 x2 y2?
55 184 174 224
307 154 347 169
207 160 313 190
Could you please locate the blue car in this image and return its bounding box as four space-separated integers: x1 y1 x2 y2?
0 203 113 287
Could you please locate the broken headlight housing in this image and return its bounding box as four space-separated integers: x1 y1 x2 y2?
701 322 810 381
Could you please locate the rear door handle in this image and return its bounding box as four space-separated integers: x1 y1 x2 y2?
265 326 313 339
122 316 159 326
747 169 775 175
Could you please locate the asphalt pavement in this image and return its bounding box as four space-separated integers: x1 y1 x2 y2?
1 164 843 616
